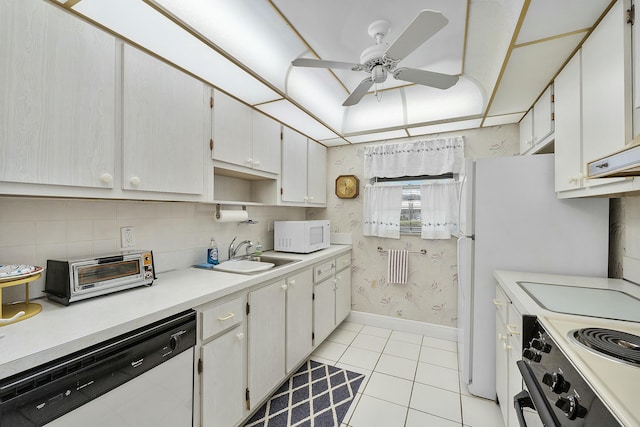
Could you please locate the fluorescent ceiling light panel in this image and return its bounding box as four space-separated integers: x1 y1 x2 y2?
149 0 307 91
73 0 279 104
256 100 339 141
319 138 350 147
404 77 484 124
345 130 408 144
407 118 482 136
483 113 524 127
341 89 406 134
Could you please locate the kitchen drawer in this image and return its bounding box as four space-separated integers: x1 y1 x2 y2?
494 284 509 324
335 253 351 273
313 260 336 283
200 296 244 341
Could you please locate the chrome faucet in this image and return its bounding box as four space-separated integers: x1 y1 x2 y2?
228 237 253 259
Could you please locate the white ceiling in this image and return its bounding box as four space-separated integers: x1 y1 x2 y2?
57 0 614 145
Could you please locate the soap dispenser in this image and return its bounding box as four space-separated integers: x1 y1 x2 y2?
207 238 219 265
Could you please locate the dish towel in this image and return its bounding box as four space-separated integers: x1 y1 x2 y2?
387 249 408 284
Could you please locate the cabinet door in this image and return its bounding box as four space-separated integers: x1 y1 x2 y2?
0 0 116 188
518 110 533 154
582 0 632 166
212 90 253 167
252 111 281 174
122 45 207 195
248 280 286 408
285 269 313 373
201 325 245 427
554 52 583 192
281 127 308 202
335 267 352 325
313 278 336 345
307 141 327 205
533 86 553 145
495 311 509 427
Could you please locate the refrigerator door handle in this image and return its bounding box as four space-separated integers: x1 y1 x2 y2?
457 174 467 236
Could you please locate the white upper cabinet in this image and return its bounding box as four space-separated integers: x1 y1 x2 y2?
581 0 632 165
281 127 327 206
555 0 637 198
519 85 554 155
0 0 116 189
554 51 584 192
212 91 281 175
122 45 209 196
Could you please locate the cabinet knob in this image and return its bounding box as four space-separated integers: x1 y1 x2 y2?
100 173 113 184
289 279 296 286
130 176 141 186
246 158 253 165
281 283 288 291
253 160 261 167
236 332 245 341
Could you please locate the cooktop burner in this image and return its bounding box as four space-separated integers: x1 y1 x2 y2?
571 328 640 367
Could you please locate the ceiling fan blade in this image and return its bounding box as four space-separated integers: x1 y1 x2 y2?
385 10 448 61
342 78 374 106
394 68 459 90
291 58 362 70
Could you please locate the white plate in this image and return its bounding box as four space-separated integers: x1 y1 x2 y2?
0 265 43 282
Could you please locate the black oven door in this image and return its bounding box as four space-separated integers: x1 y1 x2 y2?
514 361 561 427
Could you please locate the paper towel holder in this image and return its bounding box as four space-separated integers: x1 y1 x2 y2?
215 204 246 220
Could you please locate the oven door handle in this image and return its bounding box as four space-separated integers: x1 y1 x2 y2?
516 360 561 427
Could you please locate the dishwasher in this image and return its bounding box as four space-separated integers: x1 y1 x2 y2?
0 309 196 426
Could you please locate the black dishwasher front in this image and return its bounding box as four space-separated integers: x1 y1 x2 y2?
0 310 196 426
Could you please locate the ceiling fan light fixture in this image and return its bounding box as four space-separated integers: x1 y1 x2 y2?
371 65 387 84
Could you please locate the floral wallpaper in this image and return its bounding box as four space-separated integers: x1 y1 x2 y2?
308 124 520 327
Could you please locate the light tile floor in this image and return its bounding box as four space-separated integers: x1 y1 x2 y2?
309 321 505 427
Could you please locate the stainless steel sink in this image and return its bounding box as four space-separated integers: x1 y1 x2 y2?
213 255 300 274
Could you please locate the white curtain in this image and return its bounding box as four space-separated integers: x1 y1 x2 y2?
363 184 403 239
363 136 464 180
420 180 459 239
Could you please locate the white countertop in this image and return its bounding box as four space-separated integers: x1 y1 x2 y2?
0 245 350 379
494 270 640 427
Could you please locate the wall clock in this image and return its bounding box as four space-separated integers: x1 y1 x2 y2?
335 175 359 199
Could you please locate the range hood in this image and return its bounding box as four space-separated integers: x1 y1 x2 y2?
587 140 640 178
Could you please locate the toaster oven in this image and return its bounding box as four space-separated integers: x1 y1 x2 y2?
45 250 155 305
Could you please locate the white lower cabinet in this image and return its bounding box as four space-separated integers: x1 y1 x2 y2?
494 284 523 427
198 296 246 427
313 253 352 345
247 279 287 410
285 269 314 373
200 325 245 427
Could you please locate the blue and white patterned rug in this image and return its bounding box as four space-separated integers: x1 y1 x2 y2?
243 360 365 427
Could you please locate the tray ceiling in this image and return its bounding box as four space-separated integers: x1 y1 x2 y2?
56 0 614 145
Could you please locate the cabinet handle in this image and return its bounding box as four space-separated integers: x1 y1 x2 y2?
507 324 521 335
100 173 113 184
498 333 506 342
281 284 288 291
236 332 244 341
130 176 141 186
493 299 504 306
503 342 512 351
217 313 235 321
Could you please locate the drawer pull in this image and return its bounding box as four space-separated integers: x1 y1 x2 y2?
217 313 235 321
507 324 521 335
493 299 504 306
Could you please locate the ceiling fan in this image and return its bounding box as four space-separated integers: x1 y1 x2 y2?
291 9 460 106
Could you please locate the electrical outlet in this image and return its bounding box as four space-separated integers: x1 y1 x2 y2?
121 226 136 248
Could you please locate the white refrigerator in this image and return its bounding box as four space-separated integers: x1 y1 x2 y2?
457 154 609 400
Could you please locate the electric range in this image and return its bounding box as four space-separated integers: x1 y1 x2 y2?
516 281 640 426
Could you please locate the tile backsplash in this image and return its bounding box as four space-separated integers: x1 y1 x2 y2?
0 197 305 303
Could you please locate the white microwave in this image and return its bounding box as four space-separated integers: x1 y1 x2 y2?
274 220 330 253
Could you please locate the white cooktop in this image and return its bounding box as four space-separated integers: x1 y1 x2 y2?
519 281 640 322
